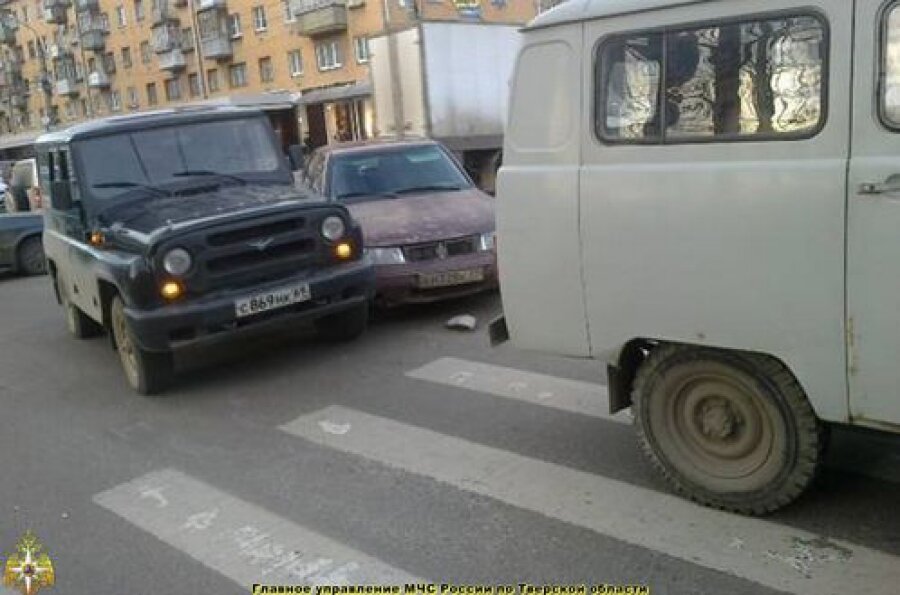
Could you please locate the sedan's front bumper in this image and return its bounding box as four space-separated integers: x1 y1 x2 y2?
374 251 498 306
125 260 374 351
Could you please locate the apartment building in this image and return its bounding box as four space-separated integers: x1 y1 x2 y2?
0 0 539 156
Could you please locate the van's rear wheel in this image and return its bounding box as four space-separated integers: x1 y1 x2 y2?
633 345 824 515
111 296 172 395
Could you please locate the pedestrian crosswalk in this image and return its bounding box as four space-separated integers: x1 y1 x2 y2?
91 356 900 595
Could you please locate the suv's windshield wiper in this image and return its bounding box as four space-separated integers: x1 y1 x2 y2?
336 191 399 200
92 181 172 197
392 184 465 195
172 170 248 186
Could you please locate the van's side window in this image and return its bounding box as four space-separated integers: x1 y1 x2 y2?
881 3 900 128
598 13 827 143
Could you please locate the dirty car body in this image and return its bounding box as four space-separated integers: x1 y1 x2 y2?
38 107 374 393
306 139 497 306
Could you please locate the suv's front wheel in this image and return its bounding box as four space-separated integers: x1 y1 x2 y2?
111 296 173 395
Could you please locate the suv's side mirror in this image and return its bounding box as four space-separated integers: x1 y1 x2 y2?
49 181 73 211
287 144 305 172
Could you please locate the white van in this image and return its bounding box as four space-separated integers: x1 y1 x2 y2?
495 0 900 514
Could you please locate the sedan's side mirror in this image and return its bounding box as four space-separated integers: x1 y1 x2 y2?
49 181 73 211
287 144 305 172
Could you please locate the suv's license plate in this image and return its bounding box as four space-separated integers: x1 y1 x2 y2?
418 268 484 289
235 283 311 318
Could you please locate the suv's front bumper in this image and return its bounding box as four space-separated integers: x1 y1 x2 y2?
125 260 374 351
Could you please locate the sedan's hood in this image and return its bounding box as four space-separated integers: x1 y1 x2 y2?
347 190 495 246
96 184 318 234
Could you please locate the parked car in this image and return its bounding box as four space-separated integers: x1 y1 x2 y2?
304 139 497 306
0 211 45 276
38 107 375 395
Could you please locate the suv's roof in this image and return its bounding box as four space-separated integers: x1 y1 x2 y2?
529 0 712 30
35 106 266 145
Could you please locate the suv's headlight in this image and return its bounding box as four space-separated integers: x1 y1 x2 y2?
479 231 496 251
321 216 346 242
366 247 406 265
162 247 193 276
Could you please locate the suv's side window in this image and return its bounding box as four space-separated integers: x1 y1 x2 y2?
881 2 900 128
598 12 827 143
306 152 325 194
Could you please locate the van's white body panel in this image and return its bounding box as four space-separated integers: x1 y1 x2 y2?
499 0 900 430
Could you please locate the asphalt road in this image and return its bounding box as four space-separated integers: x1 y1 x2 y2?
1 273 899 595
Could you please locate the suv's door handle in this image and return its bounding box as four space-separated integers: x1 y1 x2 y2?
860 176 900 195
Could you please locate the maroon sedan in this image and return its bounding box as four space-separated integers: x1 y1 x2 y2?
304 139 497 306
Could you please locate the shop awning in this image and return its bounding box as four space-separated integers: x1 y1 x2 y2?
196 91 301 112
297 81 373 106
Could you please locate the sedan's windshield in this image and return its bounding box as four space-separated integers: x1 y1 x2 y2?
77 118 286 200
330 145 471 201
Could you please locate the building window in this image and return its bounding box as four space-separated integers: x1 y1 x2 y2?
122 47 132 68
188 73 201 97
116 5 127 27
252 6 267 31
283 0 295 23
207 68 220 92
182 28 194 50
65 102 76 119
100 12 110 31
110 90 122 112
259 56 274 83
353 36 369 64
315 40 342 71
597 14 826 143
140 41 151 64
27 41 35 60
146 82 158 106
165 78 181 101
127 86 138 108
134 0 144 21
229 62 247 87
288 50 303 77
21 6 28 23
228 13 242 38
103 52 116 73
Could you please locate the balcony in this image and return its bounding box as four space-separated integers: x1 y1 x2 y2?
158 48 186 72
10 93 26 109
87 70 109 88
55 77 79 96
152 6 178 25
43 6 68 24
152 23 180 53
291 0 348 37
80 29 105 51
74 0 98 11
196 0 226 11
201 35 231 59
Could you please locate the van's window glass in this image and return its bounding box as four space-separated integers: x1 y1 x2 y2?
598 14 826 143
602 36 662 140
77 118 284 199
882 4 900 127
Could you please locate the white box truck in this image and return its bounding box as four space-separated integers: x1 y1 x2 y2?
369 21 521 193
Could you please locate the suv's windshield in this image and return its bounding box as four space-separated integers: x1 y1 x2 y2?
77 117 286 200
329 144 471 201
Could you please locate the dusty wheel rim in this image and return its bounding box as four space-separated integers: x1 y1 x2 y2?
647 361 787 494
21 242 46 274
112 303 140 389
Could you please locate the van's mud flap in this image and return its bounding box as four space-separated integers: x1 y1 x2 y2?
489 315 509 346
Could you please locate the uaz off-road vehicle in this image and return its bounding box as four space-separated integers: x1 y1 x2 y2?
38 107 374 394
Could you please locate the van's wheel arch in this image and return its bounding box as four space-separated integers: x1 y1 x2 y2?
632 344 825 515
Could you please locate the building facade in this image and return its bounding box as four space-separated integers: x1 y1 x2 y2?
0 0 538 150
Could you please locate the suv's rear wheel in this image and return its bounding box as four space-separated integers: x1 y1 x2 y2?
633 345 824 515
111 296 173 395
314 303 368 342
17 236 46 276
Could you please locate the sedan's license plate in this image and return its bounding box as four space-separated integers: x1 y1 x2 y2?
235 283 311 318
418 268 485 289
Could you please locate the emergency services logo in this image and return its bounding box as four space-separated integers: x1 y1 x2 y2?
3 531 55 595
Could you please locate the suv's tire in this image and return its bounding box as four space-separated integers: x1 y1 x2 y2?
111 296 172 395
315 303 368 342
56 275 103 339
17 236 46 276
633 345 824 516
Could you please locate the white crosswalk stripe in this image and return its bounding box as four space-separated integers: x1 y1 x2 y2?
405 357 629 423
280 405 900 595
93 469 421 587
407 357 900 485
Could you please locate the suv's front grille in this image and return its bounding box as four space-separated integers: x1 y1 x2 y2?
206 238 316 273
207 218 305 246
403 236 477 262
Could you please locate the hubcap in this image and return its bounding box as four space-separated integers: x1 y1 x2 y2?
113 304 139 388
